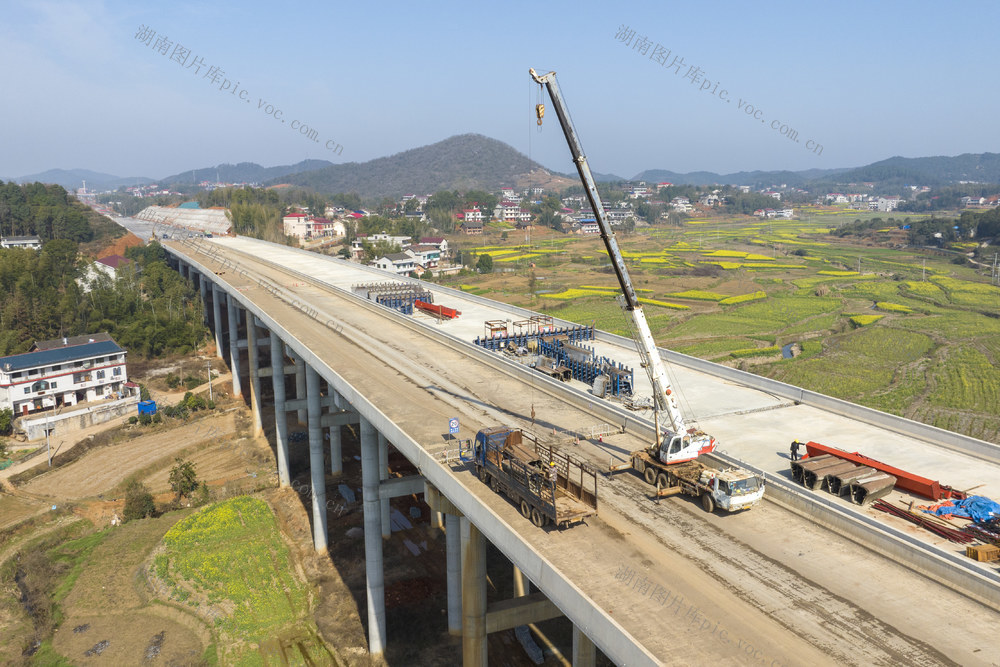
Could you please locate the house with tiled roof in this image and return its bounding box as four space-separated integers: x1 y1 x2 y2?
0 334 129 415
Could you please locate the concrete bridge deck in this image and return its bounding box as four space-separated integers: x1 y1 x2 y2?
165 237 1000 666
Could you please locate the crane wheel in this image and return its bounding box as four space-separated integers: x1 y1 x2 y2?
657 473 669 489
644 466 657 485
520 500 531 518
531 508 546 528
701 493 715 513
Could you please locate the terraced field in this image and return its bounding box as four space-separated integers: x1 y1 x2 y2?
449 208 1000 443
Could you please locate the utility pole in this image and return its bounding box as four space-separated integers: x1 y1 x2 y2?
46 416 51 467
207 361 213 402
922 257 926 281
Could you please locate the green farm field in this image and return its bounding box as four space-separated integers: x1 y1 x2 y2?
447 208 1000 444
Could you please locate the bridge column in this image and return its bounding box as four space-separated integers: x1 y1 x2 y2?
227 297 242 398
198 274 208 324
271 335 290 487
211 284 224 360
361 416 387 655
329 390 342 476
462 517 487 667
378 433 390 538
513 565 530 597
294 356 307 424
447 513 462 636
306 365 328 554
247 317 263 437
573 626 596 666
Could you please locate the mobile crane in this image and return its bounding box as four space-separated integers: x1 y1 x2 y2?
529 68 714 465
529 68 764 512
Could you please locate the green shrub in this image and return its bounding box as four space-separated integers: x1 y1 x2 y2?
123 478 156 521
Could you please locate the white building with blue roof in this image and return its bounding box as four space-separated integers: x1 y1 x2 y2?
0 333 129 416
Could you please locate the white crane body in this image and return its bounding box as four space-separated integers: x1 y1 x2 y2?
530 68 715 464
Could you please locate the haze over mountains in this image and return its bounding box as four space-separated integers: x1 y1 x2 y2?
8 134 1000 197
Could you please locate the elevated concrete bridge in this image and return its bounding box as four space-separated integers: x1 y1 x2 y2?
164 236 1000 666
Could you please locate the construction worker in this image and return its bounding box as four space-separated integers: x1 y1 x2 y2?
548 461 558 485
790 439 803 461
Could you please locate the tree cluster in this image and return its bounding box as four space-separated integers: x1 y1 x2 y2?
0 181 95 242
0 240 206 357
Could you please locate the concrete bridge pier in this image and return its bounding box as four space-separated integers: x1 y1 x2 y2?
573 626 597 666
513 565 530 597
360 415 387 655
425 484 463 636
211 284 224 360
306 365 328 555
247 317 263 437
328 390 342 476
226 298 243 398
270 336 290 487
294 356 306 424
447 513 462 636
461 517 487 667
378 433 390 538
198 274 208 324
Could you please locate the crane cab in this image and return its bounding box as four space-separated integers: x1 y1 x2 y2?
656 429 716 465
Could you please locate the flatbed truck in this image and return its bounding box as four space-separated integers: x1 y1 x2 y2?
473 426 598 528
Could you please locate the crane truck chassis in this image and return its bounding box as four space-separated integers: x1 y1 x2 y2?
612 452 765 513
609 449 764 512
473 426 598 528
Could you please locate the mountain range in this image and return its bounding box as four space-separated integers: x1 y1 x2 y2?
7 136 1000 198
267 134 575 199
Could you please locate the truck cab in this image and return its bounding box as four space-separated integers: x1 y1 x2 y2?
703 468 765 512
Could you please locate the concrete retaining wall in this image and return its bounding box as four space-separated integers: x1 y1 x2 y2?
19 395 140 441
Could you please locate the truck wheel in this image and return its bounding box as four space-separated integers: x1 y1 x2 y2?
701 493 715 513
490 476 500 493
656 473 669 489
644 466 657 485
531 508 546 528
477 466 487 482
520 500 531 518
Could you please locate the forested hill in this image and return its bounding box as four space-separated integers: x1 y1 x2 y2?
0 181 123 250
161 159 334 187
270 134 569 198
0 241 205 358
831 153 1000 187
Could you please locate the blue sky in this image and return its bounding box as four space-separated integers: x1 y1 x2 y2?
2 0 999 182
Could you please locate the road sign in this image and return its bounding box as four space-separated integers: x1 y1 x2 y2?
449 418 460 435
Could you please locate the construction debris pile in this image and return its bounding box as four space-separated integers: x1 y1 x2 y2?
871 496 1000 560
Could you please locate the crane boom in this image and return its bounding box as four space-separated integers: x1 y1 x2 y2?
530 68 715 464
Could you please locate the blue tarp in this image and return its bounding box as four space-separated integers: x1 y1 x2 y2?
927 495 1000 523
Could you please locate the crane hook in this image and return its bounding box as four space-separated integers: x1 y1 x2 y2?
535 103 545 126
